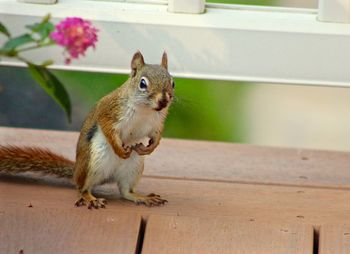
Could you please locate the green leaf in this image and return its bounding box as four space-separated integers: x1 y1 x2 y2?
40 59 54 67
27 64 72 122
2 34 35 51
26 14 54 40
27 22 55 39
42 13 51 23
0 22 11 37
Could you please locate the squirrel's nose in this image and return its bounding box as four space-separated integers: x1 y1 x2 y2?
154 92 169 111
159 97 168 108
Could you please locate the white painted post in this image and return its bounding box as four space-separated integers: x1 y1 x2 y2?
318 0 350 23
168 0 205 14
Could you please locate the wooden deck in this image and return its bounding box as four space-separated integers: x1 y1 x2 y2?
1 127 350 253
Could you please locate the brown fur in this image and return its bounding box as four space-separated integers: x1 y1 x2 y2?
97 90 129 158
72 87 130 190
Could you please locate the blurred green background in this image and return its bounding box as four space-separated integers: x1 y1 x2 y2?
0 66 250 143
55 71 250 142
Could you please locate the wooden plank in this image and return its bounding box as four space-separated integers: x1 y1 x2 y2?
319 224 350 254
0 206 141 254
1 127 350 189
0 127 77 161
2 175 350 226
142 215 314 254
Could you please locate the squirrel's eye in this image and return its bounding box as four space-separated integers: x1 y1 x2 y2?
139 77 148 91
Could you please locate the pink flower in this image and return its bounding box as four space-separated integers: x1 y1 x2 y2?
50 17 98 64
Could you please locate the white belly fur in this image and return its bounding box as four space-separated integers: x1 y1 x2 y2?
88 106 163 188
89 126 121 186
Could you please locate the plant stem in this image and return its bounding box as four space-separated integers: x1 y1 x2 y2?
17 41 55 53
15 55 31 64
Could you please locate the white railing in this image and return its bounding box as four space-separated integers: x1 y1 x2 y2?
1 0 350 87
318 0 350 23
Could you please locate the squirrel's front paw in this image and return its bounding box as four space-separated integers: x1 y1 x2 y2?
120 145 132 159
133 143 153 155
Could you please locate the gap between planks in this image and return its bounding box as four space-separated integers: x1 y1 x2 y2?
135 217 147 254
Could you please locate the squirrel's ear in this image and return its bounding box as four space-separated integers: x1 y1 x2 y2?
131 51 145 77
161 51 168 70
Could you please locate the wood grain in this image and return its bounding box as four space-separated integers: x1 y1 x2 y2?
0 206 141 254
319 224 350 254
0 127 77 160
2 175 350 227
1 127 350 189
3 127 350 252
142 215 314 254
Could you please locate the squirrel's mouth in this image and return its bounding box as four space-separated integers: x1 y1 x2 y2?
154 99 168 111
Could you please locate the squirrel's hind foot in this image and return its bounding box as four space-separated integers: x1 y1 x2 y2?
123 191 168 207
75 192 107 209
142 193 168 207
87 198 107 209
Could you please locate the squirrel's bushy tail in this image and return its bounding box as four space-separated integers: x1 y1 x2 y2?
0 146 74 178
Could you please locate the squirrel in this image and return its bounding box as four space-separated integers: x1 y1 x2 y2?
0 51 174 209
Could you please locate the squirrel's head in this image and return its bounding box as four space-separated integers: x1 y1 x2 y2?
129 51 174 112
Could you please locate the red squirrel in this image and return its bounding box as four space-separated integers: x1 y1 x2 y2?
0 51 174 209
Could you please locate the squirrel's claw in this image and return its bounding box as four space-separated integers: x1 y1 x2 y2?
133 143 153 156
75 197 107 209
75 197 86 207
119 145 132 159
122 191 168 207
147 193 161 198
135 194 168 207
88 198 107 209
